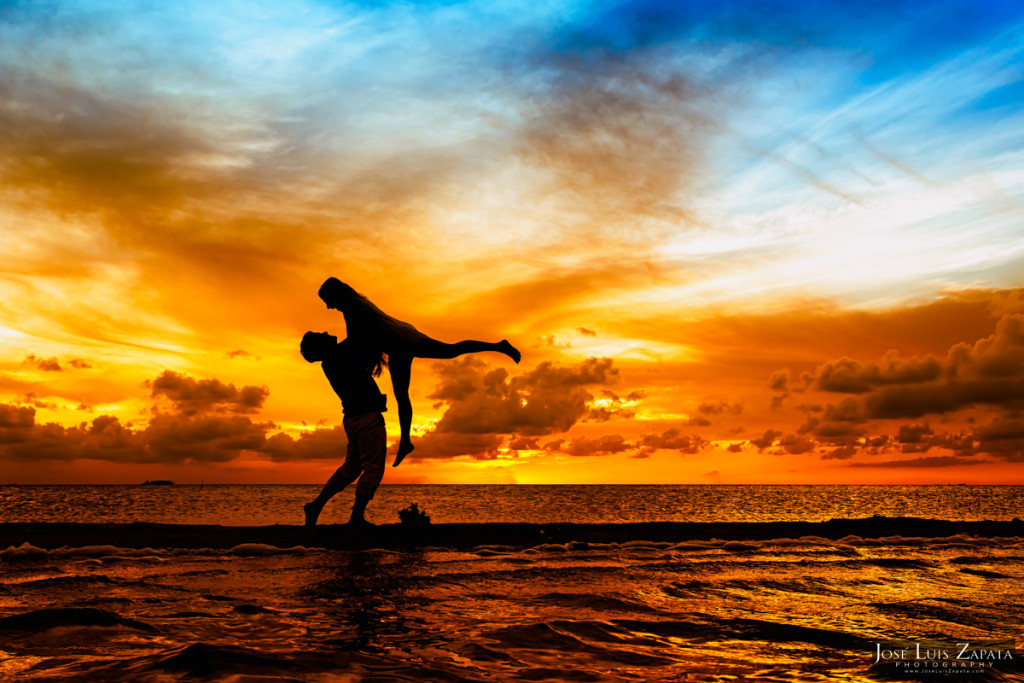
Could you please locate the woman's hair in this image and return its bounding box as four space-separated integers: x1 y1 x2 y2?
357 342 388 377
318 277 362 304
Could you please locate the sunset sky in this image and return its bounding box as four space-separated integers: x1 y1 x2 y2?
2 0 1024 484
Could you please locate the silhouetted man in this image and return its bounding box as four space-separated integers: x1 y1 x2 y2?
299 331 388 526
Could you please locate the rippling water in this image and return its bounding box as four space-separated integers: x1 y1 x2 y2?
1 535 1022 681
2 484 1022 525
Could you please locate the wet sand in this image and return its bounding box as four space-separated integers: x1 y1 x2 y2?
3 515 1023 551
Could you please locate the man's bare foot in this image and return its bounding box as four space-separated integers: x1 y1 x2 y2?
393 440 414 467
498 339 521 364
304 502 321 528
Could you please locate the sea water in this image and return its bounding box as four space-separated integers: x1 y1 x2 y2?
1 485 1022 681
1 484 1022 525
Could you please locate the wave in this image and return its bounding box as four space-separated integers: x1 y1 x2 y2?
0 607 156 635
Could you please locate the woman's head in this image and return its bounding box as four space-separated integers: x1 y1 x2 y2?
318 277 361 310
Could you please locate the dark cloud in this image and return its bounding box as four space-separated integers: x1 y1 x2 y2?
404 431 504 461
795 314 1024 422
508 436 541 451
23 354 62 372
428 357 619 437
403 357 628 460
0 403 35 431
822 444 857 460
768 369 790 393
777 433 815 455
0 371 276 464
896 423 933 444
19 393 57 410
797 414 865 445
696 399 743 416
14 354 88 377
849 455 986 468
587 389 639 422
972 418 1024 461
637 428 707 455
750 429 782 450
576 327 597 336
813 351 943 393
147 370 268 417
560 434 632 457
263 425 348 462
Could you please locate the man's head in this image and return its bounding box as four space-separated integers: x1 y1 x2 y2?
318 277 360 311
300 331 338 362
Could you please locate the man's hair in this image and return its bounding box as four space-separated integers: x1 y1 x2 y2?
299 332 387 376
299 332 326 362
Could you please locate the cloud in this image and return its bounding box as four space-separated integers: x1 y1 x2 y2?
404 357 627 460
972 418 1024 461
800 314 1024 422
750 429 782 450
849 455 986 468
20 355 92 372
822 444 857 460
587 389 639 422
777 433 816 455
696 399 743 415
263 425 348 462
0 403 35 431
576 326 597 336
23 355 62 372
403 431 504 461
768 368 790 393
513 51 714 230
812 351 944 393
147 370 268 417
0 371 275 464
429 356 620 437
637 428 707 455
896 423 933 444
560 434 632 457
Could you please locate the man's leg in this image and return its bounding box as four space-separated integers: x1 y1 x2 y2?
304 428 360 526
350 414 387 525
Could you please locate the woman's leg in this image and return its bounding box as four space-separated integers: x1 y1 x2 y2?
388 354 415 465
413 338 520 363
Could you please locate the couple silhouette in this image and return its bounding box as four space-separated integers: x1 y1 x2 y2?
300 278 520 526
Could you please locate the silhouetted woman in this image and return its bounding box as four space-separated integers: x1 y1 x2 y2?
319 277 520 466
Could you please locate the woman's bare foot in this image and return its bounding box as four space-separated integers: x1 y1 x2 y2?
394 439 414 467
498 339 521 364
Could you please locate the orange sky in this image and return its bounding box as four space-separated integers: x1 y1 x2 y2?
2 2 1024 483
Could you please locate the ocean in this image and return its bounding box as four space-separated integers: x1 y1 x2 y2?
2 484 1022 525
1 485 1022 681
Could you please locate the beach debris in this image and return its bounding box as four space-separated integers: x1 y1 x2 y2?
398 502 431 529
